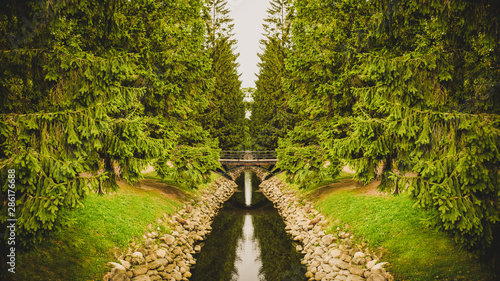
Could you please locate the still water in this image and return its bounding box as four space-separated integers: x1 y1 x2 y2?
190 170 307 281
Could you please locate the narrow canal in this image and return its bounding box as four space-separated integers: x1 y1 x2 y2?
190 170 307 281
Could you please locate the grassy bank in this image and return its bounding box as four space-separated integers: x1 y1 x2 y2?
0 174 207 281
279 173 496 281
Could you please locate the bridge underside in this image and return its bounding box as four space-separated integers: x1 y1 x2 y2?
217 151 280 179
217 163 280 181
219 160 278 166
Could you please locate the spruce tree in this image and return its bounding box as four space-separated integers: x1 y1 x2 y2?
125 0 220 187
331 0 500 252
200 0 245 150
0 0 218 243
278 0 500 252
251 0 295 150
0 0 160 243
276 0 369 187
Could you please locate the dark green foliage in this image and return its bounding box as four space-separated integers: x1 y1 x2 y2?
251 0 295 150
200 0 245 150
337 0 500 253
278 0 500 252
276 0 367 186
0 0 218 243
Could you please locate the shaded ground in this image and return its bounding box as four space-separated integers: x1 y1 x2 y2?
312 179 386 201
128 179 186 200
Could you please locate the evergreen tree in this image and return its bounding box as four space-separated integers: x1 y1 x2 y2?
331 0 500 252
251 0 295 150
276 0 369 187
0 0 218 243
0 0 157 243
124 0 220 187
200 0 245 150
279 0 500 252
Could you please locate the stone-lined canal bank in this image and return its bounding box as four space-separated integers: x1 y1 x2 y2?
260 176 394 281
231 166 394 281
189 169 307 280
104 167 393 281
104 176 238 281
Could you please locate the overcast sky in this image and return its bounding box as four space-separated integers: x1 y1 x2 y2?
228 0 270 89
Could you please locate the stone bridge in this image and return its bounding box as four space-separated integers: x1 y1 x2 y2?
218 151 279 179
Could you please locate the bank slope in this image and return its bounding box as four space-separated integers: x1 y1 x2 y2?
0 178 191 281
306 179 495 281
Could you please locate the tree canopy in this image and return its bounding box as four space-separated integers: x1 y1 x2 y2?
199 0 246 150
277 0 500 253
251 0 295 150
0 0 219 243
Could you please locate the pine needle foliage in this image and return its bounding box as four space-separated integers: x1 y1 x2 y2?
276 0 368 187
0 0 218 244
278 0 500 253
200 0 245 150
251 0 296 150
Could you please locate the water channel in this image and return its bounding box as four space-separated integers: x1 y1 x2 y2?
190 170 307 281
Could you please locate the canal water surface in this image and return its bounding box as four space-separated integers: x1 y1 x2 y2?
190 170 307 281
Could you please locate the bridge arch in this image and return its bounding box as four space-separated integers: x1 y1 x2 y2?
217 151 280 180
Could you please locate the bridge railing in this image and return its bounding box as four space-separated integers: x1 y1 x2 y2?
220 151 277 161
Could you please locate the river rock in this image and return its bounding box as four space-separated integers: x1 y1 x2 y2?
344 238 352 249
371 262 388 276
173 248 182 256
160 234 176 245
109 262 127 276
330 259 349 270
131 252 143 259
144 238 153 249
110 273 130 281
315 271 326 280
366 260 377 270
150 275 161 281
331 249 342 259
171 271 182 280
354 251 365 259
367 273 386 281
148 258 167 269
322 234 336 245
322 263 332 272
119 259 131 269
132 265 148 276
132 275 151 281
346 275 366 281
155 249 166 258
349 265 365 276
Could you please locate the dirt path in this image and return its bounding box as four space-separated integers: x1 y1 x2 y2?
116 178 186 200
311 179 387 201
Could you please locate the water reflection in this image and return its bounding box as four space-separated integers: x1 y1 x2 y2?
190 171 306 281
245 170 252 207
233 214 262 280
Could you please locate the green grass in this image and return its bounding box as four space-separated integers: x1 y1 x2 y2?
142 170 220 196
315 189 495 281
6 182 183 281
276 171 354 194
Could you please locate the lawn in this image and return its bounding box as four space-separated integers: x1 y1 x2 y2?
277 171 496 281
1 180 185 281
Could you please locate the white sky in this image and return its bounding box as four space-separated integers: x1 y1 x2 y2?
228 0 270 89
